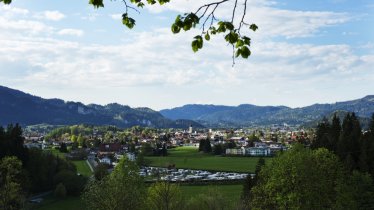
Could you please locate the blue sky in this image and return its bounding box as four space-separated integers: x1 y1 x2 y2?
0 0 373 110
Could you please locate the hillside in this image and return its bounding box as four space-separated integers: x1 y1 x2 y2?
160 96 374 127
0 86 203 129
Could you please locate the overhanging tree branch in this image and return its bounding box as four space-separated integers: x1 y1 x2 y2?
1 0 258 64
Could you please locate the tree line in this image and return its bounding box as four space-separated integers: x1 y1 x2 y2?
311 113 374 175
0 124 87 210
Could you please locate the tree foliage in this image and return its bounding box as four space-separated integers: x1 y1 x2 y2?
54 183 67 199
335 171 374 209
311 112 374 175
186 186 228 210
251 145 345 209
0 156 24 210
147 181 184 210
0 124 28 164
82 158 146 210
93 163 109 181
241 157 265 209
199 138 212 153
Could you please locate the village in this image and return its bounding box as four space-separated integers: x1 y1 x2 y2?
22 124 312 182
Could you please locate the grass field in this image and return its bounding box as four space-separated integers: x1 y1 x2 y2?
32 195 85 210
72 160 92 177
145 146 271 173
45 148 93 177
34 184 242 210
181 184 242 206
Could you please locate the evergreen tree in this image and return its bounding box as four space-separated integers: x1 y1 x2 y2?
212 144 223 155
0 156 25 210
370 114 374 133
59 143 68 153
241 174 254 210
198 139 204 152
0 124 28 164
338 113 362 171
54 183 67 199
199 139 212 153
240 157 266 209
203 138 212 153
0 126 5 159
329 114 341 153
311 117 330 150
255 158 265 176
161 144 168 156
360 114 374 175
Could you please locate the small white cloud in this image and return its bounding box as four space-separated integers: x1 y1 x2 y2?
110 14 122 20
35 10 65 21
44 11 65 21
57 29 84 37
0 5 29 17
0 16 53 34
81 13 100 21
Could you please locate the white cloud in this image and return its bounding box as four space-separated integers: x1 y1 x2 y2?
0 16 53 34
0 1 371 109
110 14 122 20
36 10 65 21
146 0 350 39
57 29 84 37
0 5 29 17
0 27 372 90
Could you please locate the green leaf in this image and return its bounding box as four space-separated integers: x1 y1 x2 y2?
205 33 210 41
217 22 226 33
240 46 251 58
122 14 136 29
243 36 251 45
175 15 181 23
191 36 203 52
249 24 258 31
148 0 156 4
0 0 12 4
191 40 199 53
224 22 234 31
171 24 181 34
235 49 241 58
236 39 244 48
89 0 104 8
225 31 238 44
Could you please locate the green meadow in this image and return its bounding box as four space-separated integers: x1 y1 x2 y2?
145 146 271 173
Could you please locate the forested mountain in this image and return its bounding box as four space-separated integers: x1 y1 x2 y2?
160 96 374 127
2 85 373 128
0 86 202 129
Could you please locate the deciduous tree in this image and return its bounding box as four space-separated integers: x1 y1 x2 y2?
147 181 184 210
82 158 146 210
0 156 24 210
251 145 345 209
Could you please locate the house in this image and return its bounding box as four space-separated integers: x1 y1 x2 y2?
98 143 121 156
254 142 268 148
245 147 271 157
99 157 111 165
126 153 136 161
226 148 246 156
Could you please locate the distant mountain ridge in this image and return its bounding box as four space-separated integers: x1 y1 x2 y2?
1 85 373 128
0 86 203 129
160 96 374 128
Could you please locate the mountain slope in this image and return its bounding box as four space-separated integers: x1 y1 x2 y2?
0 86 203 128
160 96 374 127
